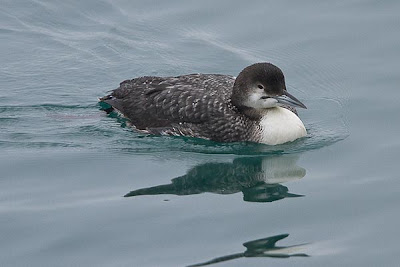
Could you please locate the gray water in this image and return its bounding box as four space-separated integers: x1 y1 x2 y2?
1 0 400 266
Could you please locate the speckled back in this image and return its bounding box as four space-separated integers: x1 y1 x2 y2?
101 74 258 142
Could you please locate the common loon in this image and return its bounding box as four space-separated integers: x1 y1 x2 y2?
100 63 307 145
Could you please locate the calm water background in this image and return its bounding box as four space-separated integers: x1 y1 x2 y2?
1 0 400 266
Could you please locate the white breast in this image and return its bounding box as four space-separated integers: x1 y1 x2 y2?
259 107 307 145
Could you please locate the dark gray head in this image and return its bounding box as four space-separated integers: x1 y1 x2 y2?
231 63 306 110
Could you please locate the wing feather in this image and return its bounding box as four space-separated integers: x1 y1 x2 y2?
101 74 236 129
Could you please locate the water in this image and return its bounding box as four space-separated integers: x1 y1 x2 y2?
1 0 399 266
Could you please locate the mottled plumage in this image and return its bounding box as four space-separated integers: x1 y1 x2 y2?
100 63 307 144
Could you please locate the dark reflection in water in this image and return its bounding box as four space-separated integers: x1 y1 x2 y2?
125 155 306 203
187 234 309 267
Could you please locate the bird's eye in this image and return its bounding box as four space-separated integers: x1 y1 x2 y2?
257 84 264 89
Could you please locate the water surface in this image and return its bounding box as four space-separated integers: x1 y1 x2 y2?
1 0 400 266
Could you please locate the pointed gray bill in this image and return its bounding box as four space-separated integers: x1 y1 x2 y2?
285 192 305 198
273 92 307 109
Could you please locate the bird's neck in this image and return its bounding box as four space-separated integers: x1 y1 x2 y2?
235 105 275 121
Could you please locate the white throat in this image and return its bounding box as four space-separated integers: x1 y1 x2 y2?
258 107 307 145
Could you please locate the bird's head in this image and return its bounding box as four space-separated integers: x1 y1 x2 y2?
231 63 306 111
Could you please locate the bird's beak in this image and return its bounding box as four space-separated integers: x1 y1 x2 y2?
273 91 307 109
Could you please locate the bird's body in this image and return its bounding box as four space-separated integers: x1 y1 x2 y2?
100 63 307 145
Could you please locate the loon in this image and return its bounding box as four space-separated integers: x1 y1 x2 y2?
100 63 307 145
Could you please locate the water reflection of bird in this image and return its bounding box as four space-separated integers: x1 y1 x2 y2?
187 234 309 267
125 155 306 203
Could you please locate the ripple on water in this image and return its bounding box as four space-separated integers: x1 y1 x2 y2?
0 93 348 155
100 96 348 156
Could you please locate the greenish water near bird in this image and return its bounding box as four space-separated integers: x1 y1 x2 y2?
1 0 399 266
